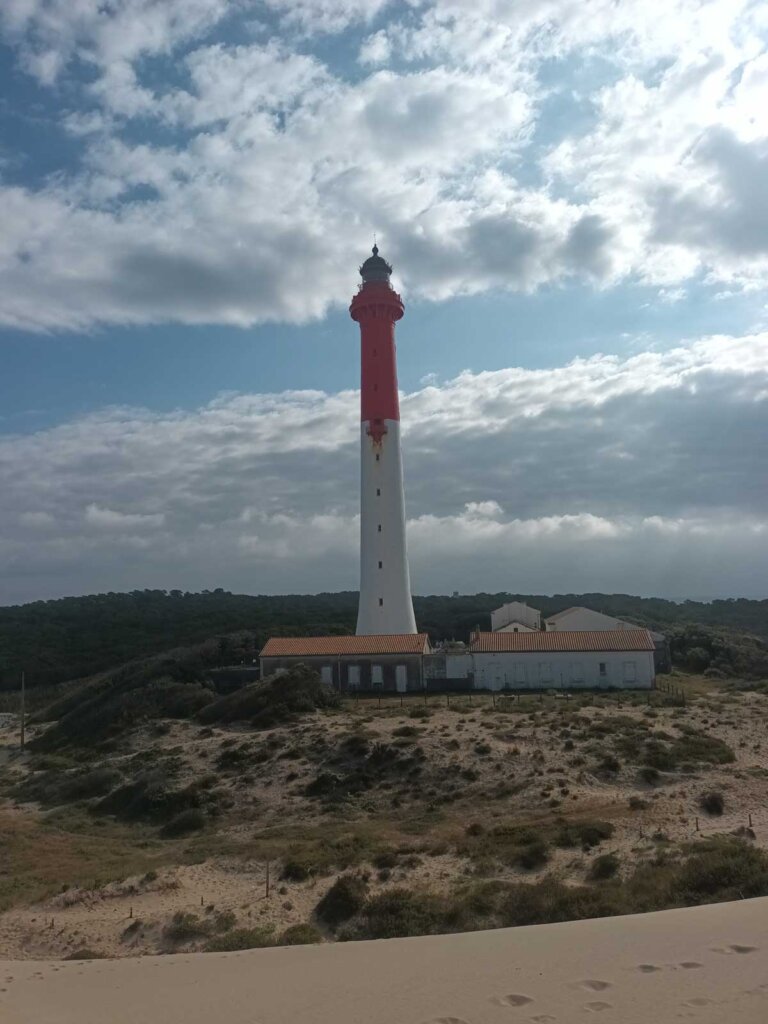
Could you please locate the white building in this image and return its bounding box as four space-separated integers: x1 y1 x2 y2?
490 601 541 632
546 606 637 632
467 629 656 689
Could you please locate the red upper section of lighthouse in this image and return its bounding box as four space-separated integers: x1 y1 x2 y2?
350 246 403 430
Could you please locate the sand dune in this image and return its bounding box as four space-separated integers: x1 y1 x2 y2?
1 897 766 1024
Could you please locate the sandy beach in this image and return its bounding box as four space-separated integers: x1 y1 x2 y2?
1 896 766 1024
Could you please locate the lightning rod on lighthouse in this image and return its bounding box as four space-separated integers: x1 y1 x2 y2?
351 245 417 635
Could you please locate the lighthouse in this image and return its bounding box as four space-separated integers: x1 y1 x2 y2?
351 246 417 635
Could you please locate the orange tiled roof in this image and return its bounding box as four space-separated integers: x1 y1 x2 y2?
260 634 430 657
469 629 654 653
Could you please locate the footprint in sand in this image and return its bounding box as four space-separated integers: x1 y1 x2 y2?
584 1002 612 1013
529 1016 556 1023
684 997 712 1007
577 981 612 992
638 964 661 973
679 962 702 969
730 944 757 954
497 994 534 1007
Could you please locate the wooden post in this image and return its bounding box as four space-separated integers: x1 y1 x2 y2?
265 860 271 899
695 817 700 832
20 670 26 751
749 812 753 828
130 906 133 919
492 693 496 708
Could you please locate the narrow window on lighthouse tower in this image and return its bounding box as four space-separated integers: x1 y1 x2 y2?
378 524 382 532
379 598 383 606
376 488 380 496
378 561 382 569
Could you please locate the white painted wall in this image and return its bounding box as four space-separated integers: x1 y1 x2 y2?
546 607 626 631
443 653 473 679
357 419 417 635
491 602 541 631
472 650 655 689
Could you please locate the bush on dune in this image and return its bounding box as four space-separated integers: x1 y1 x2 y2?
198 665 340 728
31 658 215 750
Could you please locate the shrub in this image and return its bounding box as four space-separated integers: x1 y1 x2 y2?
408 706 431 720
205 927 274 952
315 875 368 928
699 791 725 816
198 665 340 728
392 725 420 738
671 839 768 904
673 729 735 766
597 754 620 774
513 840 549 871
163 912 210 944
160 807 206 838
93 772 204 824
499 878 626 927
639 766 660 786
340 888 458 940
589 853 620 881
12 766 123 808
555 820 614 850
64 948 106 960
32 658 215 750
280 923 322 945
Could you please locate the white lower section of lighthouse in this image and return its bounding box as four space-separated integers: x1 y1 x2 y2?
356 419 417 635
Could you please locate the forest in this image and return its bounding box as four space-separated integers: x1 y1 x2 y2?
0 588 766 690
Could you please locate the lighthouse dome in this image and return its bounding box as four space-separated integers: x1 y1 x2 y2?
360 244 392 283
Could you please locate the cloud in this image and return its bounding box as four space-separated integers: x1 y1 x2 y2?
2 0 767 330
1 333 766 602
85 504 166 530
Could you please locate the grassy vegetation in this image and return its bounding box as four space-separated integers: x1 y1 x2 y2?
333 838 768 941
0 808 172 912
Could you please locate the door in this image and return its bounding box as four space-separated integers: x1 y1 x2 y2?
395 664 408 693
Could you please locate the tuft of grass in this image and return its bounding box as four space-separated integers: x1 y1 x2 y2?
280 923 322 945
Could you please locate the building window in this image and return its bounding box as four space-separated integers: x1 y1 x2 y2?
320 665 333 685
623 661 637 683
378 597 383 606
375 454 380 462
371 664 383 686
599 662 607 677
347 665 360 689
378 560 382 569
377 524 382 532
376 488 380 496
513 627 518 633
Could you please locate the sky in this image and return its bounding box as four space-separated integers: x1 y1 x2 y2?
1 0 767 606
